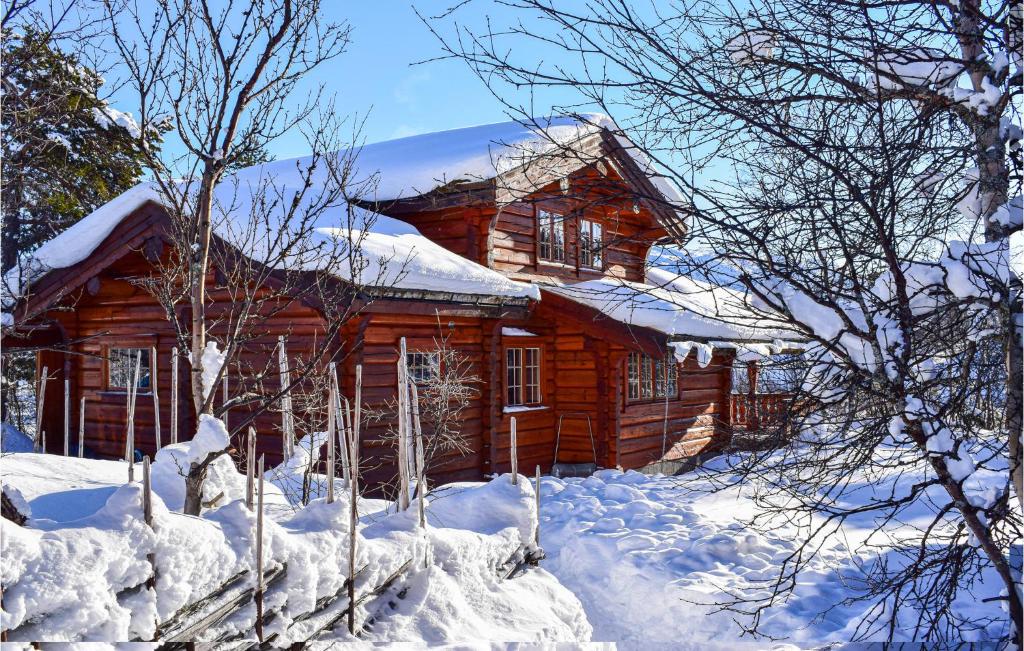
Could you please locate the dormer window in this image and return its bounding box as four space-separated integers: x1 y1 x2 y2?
579 218 603 269
538 209 565 263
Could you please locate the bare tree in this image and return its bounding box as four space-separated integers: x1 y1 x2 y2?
100 0 383 515
428 0 1021 643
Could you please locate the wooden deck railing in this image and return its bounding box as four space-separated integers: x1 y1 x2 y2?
730 393 793 430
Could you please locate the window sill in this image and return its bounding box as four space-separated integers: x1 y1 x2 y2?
626 397 679 405
98 390 154 397
503 405 549 414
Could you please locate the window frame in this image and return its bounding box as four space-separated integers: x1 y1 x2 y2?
405 351 442 386
578 217 604 270
105 346 153 393
626 352 678 404
536 207 566 264
504 343 543 407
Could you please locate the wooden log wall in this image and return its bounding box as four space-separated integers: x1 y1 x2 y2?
615 350 735 469
339 311 492 494
43 248 336 464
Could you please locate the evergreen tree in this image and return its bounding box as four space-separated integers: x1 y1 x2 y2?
0 27 158 274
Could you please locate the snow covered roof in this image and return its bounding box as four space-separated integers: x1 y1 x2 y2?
231 114 686 208
7 182 539 306
543 267 799 349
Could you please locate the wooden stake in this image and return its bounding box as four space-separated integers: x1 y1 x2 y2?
535 465 542 548
127 351 142 482
151 347 162 451
35 366 48 452
246 427 256 510
143 455 157 613
330 363 349 482
347 365 361 635
221 371 229 430
510 416 518 485
411 383 425 529
327 371 336 505
341 397 352 483
143 455 153 525
63 378 69 457
255 454 266 642
396 338 410 511
170 348 179 444
78 396 85 458
278 336 294 461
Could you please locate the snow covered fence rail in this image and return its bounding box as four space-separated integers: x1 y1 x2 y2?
158 564 288 644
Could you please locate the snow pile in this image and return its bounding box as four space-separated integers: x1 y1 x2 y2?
0 445 589 645
539 461 1010 647
150 415 242 511
362 525 589 645
425 474 538 545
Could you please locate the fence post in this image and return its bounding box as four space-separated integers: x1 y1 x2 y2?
278 336 294 461
510 416 518 485
327 374 336 505
142 454 158 639
126 351 141 482
78 396 85 458
246 427 256 510
411 383 425 529
221 372 229 431
151 346 161 451
170 348 179 444
534 465 541 549
330 363 350 482
255 454 266 642
63 378 70 457
396 338 410 511
34 366 48 452
348 365 362 635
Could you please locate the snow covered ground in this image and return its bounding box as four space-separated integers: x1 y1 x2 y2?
539 457 1011 649
0 439 1010 646
0 434 588 646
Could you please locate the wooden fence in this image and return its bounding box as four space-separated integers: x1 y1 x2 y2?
730 393 793 430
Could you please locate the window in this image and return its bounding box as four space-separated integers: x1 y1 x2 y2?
538 209 565 263
406 351 440 385
627 352 677 402
579 218 603 269
108 348 151 390
506 347 541 406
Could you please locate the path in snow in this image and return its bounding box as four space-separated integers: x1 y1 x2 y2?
537 464 1008 649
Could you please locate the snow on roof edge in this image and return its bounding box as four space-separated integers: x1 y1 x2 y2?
7 182 540 310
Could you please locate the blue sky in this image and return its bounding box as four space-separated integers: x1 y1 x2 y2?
264 3 565 159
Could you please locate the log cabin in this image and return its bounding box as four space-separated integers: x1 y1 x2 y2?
2 115 795 492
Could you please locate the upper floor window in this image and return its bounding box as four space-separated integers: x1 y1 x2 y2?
579 218 603 269
406 351 441 385
506 346 542 406
538 209 565 263
108 347 151 390
627 352 677 402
